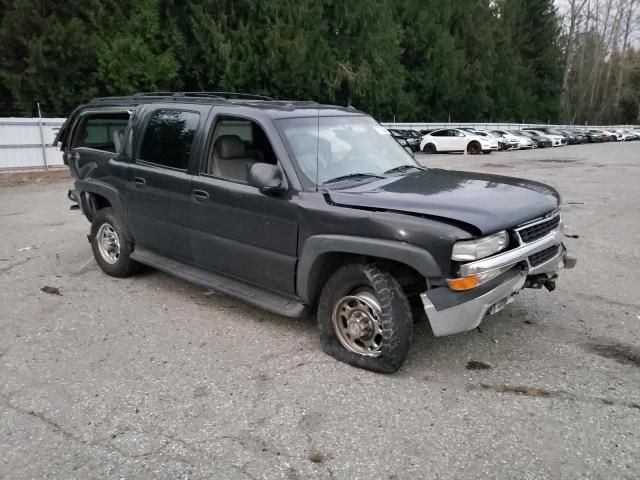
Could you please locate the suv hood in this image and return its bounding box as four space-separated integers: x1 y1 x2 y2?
327 169 559 235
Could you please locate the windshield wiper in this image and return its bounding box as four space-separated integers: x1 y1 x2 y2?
383 165 423 175
323 173 384 185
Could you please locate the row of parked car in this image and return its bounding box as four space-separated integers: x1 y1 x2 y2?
388 126 640 155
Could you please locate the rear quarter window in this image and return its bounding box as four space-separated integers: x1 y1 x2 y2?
71 112 131 153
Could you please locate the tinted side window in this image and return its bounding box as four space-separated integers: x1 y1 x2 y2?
431 130 447 137
139 110 199 170
72 112 130 153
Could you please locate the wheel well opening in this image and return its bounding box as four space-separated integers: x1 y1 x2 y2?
92 194 111 211
81 192 112 222
307 253 426 308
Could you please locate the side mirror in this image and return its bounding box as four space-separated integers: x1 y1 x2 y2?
248 163 286 194
404 146 415 157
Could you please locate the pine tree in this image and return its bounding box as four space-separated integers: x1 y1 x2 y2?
500 0 563 122
397 0 466 121
0 0 184 116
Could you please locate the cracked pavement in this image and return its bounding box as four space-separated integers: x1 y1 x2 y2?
1 142 639 479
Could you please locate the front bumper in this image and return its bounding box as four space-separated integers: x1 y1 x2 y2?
420 230 575 336
421 269 527 336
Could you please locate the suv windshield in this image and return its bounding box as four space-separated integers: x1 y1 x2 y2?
277 116 420 186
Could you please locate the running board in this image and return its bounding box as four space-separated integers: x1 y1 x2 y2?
131 248 308 318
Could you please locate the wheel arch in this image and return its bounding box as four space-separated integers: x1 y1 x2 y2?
422 142 437 153
297 235 442 306
76 180 125 224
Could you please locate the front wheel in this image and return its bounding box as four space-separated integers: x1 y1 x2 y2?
317 263 413 373
90 208 140 277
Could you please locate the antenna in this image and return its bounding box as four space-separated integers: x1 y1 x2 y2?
315 102 320 191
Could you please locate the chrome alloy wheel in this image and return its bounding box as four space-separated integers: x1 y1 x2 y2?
96 223 120 265
332 290 383 357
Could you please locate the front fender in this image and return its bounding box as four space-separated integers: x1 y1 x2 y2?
297 234 443 303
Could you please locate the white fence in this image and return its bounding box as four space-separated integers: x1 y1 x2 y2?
380 122 638 131
0 117 66 170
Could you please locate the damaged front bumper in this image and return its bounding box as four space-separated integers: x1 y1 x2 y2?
421 235 576 337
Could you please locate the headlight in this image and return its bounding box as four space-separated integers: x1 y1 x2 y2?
451 231 508 261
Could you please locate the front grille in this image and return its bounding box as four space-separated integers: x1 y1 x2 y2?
528 245 559 266
518 213 560 243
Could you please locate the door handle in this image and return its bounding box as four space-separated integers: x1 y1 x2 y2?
192 189 209 202
133 177 146 188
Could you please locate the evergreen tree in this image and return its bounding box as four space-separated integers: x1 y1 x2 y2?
0 0 183 116
500 0 563 122
397 0 465 121
0 0 570 122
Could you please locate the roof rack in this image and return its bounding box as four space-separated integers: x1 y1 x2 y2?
132 91 274 101
88 93 326 112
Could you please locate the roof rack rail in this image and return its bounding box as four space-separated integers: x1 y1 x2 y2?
132 92 182 97
186 91 274 101
132 91 274 101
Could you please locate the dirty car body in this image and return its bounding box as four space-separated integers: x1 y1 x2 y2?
57 92 576 373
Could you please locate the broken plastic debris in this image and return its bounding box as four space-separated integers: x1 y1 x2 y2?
41 286 62 296
466 360 492 370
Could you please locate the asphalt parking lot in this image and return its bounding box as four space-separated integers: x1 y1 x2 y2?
1 142 639 479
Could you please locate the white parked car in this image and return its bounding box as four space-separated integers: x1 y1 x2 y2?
481 131 510 150
420 128 498 155
460 128 508 150
601 129 622 141
510 132 536 149
489 130 523 149
614 129 636 141
525 129 566 147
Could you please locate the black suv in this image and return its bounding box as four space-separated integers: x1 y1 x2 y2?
57 92 575 373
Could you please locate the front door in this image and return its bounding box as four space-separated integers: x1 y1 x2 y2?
189 113 299 295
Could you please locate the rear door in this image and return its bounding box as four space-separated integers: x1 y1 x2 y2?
125 105 210 262
430 129 449 150
450 129 467 150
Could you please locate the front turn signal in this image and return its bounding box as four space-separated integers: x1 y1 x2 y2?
447 276 479 291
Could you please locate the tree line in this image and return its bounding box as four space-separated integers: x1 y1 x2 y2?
0 0 638 124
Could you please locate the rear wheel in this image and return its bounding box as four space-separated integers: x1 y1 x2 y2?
423 143 437 154
467 141 481 155
90 208 140 277
318 263 412 373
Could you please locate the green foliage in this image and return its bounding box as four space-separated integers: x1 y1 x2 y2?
0 0 568 122
499 0 563 122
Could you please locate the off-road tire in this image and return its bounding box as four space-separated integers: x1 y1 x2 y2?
90 208 140 277
317 263 413 373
